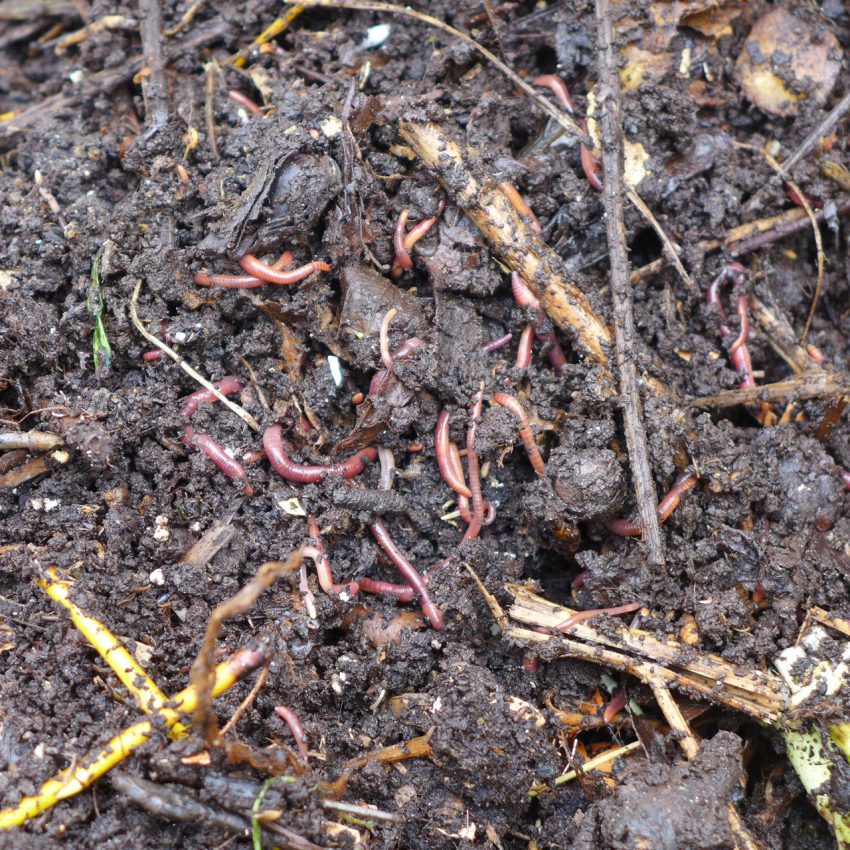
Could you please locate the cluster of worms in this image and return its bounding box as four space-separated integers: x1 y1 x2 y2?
173 107 704 632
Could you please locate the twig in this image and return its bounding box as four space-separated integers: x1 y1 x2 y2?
555 740 642 785
594 0 664 568
189 553 303 742
398 121 613 366
138 0 170 133
735 142 825 343
164 0 207 36
649 679 764 850
745 89 850 211
627 187 696 292
129 279 260 431
286 0 587 145
220 663 269 736
687 372 845 410
1 21 229 137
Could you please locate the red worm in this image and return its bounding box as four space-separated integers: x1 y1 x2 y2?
142 350 162 362
182 425 253 495
531 76 602 192
482 333 513 354
842 470 850 490
194 251 294 288
179 376 242 418
228 89 264 116
391 209 413 274
515 324 534 369
606 471 699 537
657 471 699 522
511 271 541 312
604 518 642 537
707 263 756 390
557 602 642 632
580 138 604 192
358 577 415 602
532 74 575 113
544 332 568 372
491 392 546 476
263 425 378 483
602 690 627 725
368 338 426 396
435 410 472 498
460 386 486 545
369 520 444 630
402 201 444 251
274 705 309 760
498 181 543 234
305 515 359 597
238 254 331 285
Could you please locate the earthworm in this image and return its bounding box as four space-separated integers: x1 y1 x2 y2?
435 410 472 498
532 75 602 191
511 268 567 372
515 324 534 369
182 425 253 495
238 253 331 285
498 181 542 234
368 337 425 395
511 272 541 312
532 74 575 113
391 209 413 274
707 263 756 390
369 520 444 630
179 376 242 418
143 350 162 361
491 392 546 476
391 199 446 276
380 307 397 369
841 470 850 490
228 89 264 116
606 470 699 537
602 690 627 725
482 333 513 354
557 602 642 632
263 425 377 483
358 578 415 602
460 385 486 545
274 705 309 760
305 516 359 597
194 251 294 289
657 471 699 522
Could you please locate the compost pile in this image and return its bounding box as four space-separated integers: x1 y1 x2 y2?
1 1 849 848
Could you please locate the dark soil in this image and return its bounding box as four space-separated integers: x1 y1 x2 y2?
1 2 849 848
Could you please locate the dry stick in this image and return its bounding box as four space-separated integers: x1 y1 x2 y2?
688 371 845 410
735 143 825 344
1 20 229 137
285 0 586 145
745 89 850 212
627 187 696 293
594 0 664 568
189 552 303 743
130 279 261 431
138 0 170 133
399 121 613 366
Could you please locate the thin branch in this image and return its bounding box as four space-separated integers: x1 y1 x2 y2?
287 0 587 144
687 372 844 410
594 0 664 567
129 279 260 431
138 0 170 134
745 89 850 211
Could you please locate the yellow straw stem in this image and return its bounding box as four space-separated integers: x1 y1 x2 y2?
38 569 169 715
0 646 266 830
